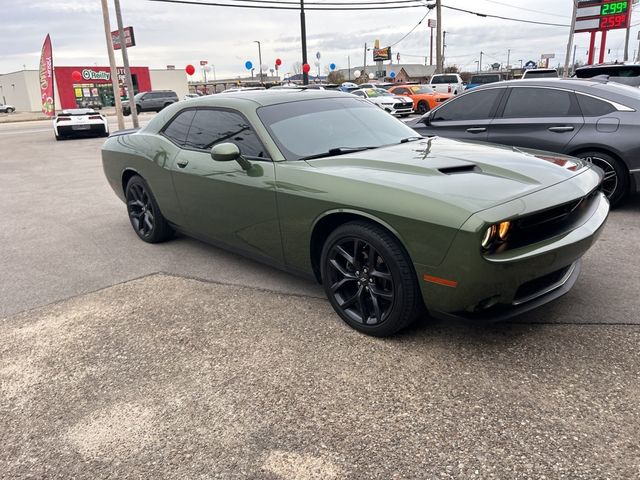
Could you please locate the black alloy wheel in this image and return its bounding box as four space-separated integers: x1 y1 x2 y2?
125 176 173 243
579 151 628 206
326 237 395 326
321 221 424 336
417 101 430 114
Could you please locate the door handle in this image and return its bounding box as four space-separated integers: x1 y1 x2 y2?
466 127 487 133
548 126 574 133
176 159 189 168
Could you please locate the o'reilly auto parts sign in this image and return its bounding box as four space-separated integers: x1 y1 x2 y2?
82 69 110 81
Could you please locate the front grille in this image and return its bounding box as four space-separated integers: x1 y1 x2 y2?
514 265 572 305
504 188 600 250
393 102 412 109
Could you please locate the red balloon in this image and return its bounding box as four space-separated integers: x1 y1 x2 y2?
275 58 282 66
302 63 311 74
71 70 82 82
185 64 195 76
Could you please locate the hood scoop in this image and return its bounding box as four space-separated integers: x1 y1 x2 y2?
438 164 481 175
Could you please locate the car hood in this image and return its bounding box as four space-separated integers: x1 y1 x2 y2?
304 137 593 213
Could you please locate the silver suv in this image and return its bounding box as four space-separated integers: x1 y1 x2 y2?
123 90 178 116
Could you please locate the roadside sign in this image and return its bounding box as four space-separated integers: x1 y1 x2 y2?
524 60 537 70
541 53 555 60
316 51 321 60
200 60 208 66
373 47 392 62
428 19 437 28
575 0 631 33
111 26 135 50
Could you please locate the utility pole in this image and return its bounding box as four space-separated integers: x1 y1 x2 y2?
348 56 351 81
429 22 434 66
637 31 640 62
254 41 263 85
571 44 577 76
363 43 367 78
100 0 124 130
300 0 308 85
479 51 483 72
506 49 510 79
623 17 631 61
113 0 138 128
436 0 442 73
442 30 447 68
564 0 577 78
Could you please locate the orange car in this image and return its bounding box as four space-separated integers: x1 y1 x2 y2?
388 85 452 114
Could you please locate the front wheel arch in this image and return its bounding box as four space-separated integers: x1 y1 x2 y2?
309 211 412 284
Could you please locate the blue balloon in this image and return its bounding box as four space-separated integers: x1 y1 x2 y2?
245 61 253 70
389 71 396 78
329 63 336 71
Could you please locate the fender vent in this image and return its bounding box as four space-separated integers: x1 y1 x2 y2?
438 165 481 175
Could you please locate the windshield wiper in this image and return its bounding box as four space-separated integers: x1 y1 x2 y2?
300 146 377 161
400 136 423 143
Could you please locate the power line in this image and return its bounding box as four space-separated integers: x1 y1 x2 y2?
148 0 430 10
389 10 432 47
480 0 562 19
442 4 570 27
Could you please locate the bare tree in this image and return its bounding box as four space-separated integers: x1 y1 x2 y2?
327 71 345 84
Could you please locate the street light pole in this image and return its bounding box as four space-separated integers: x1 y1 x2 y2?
436 0 443 73
113 0 138 128
300 0 309 85
564 0 577 78
254 40 263 85
99 0 124 130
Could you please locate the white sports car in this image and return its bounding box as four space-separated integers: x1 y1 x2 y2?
53 109 109 140
351 88 414 116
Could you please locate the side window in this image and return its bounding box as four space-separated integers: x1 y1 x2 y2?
162 109 196 146
577 94 616 116
432 88 503 122
394 88 409 95
503 88 578 118
185 109 267 158
353 91 366 97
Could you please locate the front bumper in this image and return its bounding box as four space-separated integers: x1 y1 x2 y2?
415 188 609 322
383 103 414 116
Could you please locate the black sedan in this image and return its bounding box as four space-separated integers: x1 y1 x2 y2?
411 78 640 206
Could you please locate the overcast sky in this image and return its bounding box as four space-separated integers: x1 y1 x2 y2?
1 0 639 79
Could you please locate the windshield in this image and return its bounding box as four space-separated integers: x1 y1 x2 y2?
470 75 500 84
257 97 419 161
431 75 457 84
365 88 393 97
524 70 558 78
575 66 640 78
410 86 432 94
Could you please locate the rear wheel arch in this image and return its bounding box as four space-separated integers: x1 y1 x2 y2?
567 147 630 204
121 168 140 196
309 211 412 283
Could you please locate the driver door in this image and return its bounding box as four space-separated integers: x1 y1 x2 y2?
170 107 283 263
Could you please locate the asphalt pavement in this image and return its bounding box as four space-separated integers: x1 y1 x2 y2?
1 117 639 478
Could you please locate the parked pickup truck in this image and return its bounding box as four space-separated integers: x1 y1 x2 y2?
428 74 465 95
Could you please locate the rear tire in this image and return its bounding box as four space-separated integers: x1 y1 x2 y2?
577 150 628 206
7 107 15 113
320 221 424 337
125 176 174 243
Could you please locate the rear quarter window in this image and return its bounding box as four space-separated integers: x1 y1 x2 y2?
577 94 616 116
162 109 196 146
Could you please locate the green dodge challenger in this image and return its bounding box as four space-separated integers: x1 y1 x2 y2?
102 90 609 336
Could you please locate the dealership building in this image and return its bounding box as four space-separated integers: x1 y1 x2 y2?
0 66 188 112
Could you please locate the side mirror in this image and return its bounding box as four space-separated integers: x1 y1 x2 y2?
211 142 240 162
211 142 252 171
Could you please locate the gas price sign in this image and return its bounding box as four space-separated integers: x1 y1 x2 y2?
575 0 631 32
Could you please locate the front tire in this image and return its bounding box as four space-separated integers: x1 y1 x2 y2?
7 107 15 113
125 176 174 243
320 221 424 337
417 101 430 114
578 150 628 206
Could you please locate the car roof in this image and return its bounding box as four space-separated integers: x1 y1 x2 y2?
184 89 347 106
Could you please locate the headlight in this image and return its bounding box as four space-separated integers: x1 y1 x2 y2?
481 221 511 250
481 225 497 249
497 221 511 241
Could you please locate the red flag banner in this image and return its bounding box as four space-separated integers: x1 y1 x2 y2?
39 34 55 117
